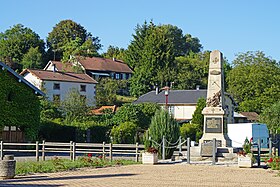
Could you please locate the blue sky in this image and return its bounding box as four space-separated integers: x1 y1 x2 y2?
1 0 280 63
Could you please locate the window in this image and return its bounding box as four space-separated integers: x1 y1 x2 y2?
53 94 60 103
53 83 60 90
115 73 120 80
168 106 175 117
80 85 86 92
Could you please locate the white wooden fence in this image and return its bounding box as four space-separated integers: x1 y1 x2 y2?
0 141 145 162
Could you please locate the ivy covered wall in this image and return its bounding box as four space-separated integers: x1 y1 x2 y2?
0 69 40 140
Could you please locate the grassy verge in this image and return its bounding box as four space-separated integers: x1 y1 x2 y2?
116 95 136 104
16 156 140 176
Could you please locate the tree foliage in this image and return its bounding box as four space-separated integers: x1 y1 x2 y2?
0 24 45 70
111 121 137 144
21 47 43 69
47 20 101 60
125 21 203 97
175 51 210 89
192 97 206 130
102 45 126 60
180 123 201 142
60 88 89 129
259 101 280 134
148 109 180 159
0 69 40 140
95 78 118 107
227 51 280 113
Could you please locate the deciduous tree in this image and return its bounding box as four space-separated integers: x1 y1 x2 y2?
47 20 101 60
227 51 280 113
0 24 45 70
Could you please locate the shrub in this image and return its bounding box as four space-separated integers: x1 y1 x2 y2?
148 109 180 159
266 157 280 170
111 121 137 143
180 123 201 142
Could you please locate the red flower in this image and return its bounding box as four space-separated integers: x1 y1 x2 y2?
268 158 273 163
87 153 92 157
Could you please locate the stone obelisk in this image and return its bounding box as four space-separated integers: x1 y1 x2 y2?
199 50 232 148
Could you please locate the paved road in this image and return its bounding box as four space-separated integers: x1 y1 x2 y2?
0 163 280 187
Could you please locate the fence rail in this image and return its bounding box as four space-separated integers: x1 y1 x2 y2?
0 141 145 162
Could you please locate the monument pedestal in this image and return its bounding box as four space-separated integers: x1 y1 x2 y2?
199 107 232 148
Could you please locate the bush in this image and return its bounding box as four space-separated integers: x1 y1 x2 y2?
148 109 180 159
39 120 75 142
266 157 280 170
111 121 137 144
180 123 202 142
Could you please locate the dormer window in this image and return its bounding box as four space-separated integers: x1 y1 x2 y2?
80 85 86 92
53 83 60 90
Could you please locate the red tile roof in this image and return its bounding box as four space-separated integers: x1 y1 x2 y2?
77 57 133 73
90 105 118 115
51 61 74 72
21 69 98 84
240 112 259 122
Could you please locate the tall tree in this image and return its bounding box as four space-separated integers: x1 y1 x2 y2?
185 34 203 54
260 101 280 134
0 24 45 70
47 20 101 60
126 21 178 96
175 51 210 89
21 47 43 69
227 51 280 113
95 78 118 107
102 45 126 61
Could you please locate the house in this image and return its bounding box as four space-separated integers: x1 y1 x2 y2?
134 89 236 124
0 62 44 142
20 69 98 106
44 56 133 80
234 112 259 123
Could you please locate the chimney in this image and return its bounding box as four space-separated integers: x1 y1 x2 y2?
53 64 56 72
196 85 200 90
155 86 159 95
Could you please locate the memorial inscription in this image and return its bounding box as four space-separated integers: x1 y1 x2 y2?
205 117 222 133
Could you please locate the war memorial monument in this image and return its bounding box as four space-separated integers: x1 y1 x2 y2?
199 50 232 156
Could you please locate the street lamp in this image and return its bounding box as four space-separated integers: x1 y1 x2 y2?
161 86 170 111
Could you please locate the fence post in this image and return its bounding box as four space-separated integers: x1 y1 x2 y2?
135 142 139 162
72 142 76 161
109 143 113 162
187 137 190 164
179 136 182 153
162 135 165 160
212 138 216 165
35 141 39 162
269 137 272 158
102 142 105 160
42 140 45 161
0 141 3 160
257 138 261 167
70 141 73 161
278 138 280 157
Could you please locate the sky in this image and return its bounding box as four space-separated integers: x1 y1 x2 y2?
1 0 280 63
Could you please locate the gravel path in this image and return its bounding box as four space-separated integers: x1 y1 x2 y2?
0 163 280 186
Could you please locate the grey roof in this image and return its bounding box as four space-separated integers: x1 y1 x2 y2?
0 62 45 96
134 90 207 104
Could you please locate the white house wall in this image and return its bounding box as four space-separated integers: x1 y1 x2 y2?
174 105 197 120
43 81 96 106
23 72 43 90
